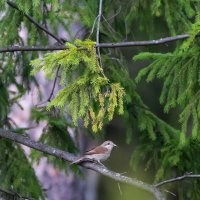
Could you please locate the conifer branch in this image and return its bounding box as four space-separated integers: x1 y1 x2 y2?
0 128 164 200
7 0 65 106
155 174 200 187
0 33 195 53
0 186 35 200
6 1 64 45
7 0 64 104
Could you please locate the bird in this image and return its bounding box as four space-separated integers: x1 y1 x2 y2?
71 140 117 165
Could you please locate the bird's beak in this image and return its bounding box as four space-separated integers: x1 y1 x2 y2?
113 143 118 147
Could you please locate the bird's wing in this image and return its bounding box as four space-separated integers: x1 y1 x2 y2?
71 157 85 164
85 146 108 155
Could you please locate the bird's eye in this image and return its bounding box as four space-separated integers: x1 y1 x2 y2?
107 142 110 145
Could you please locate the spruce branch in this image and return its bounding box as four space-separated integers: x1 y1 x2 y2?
6 1 63 104
7 0 65 104
0 33 195 53
0 128 164 200
6 1 64 45
0 186 35 200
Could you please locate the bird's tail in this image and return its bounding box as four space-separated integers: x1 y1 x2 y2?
70 156 85 165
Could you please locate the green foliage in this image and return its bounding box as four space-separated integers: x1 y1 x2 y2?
0 139 44 199
131 134 200 199
117 0 195 37
131 14 200 199
1 0 200 199
31 108 78 171
105 51 200 199
31 40 125 132
133 16 200 139
103 53 179 145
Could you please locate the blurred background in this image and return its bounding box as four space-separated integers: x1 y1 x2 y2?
1 1 198 200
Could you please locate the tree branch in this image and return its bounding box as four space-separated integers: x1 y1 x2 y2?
96 0 105 77
7 0 64 103
7 1 64 45
0 33 192 53
0 186 35 200
0 46 67 53
96 0 103 46
155 174 200 187
2 128 200 199
47 65 61 102
98 34 189 47
0 128 164 200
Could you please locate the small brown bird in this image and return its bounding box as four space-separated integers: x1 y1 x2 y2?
71 141 117 165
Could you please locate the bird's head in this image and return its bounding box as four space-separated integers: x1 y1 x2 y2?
101 140 117 150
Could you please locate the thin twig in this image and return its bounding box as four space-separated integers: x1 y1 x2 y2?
96 0 103 48
0 33 193 53
7 1 64 45
155 174 200 187
47 65 61 102
74 25 86 39
88 16 99 38
0 128 165 200
96 0 106 77
108 5 122 21
102 15 117 34
117 182 123 196
162 189 176 197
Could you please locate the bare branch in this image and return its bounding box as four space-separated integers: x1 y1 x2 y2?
0 33 192 53
7 1 64 45
108 4 122 21
0 46 67 53
155 174 200 187
0 128 165 200
0 128 76 161
96 0 103 49
47 65 61 102
98 34 190 47
88 16 98 38
96 0 106 77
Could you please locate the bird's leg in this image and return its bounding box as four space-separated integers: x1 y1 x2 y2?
91 159 100 165
97 160 107 168
90 159 105 167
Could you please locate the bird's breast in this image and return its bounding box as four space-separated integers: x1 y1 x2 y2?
85 151 111 161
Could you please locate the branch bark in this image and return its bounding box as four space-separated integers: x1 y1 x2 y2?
0 33 192 53
0 128 164 200
155 174 200 187
96 0 105 77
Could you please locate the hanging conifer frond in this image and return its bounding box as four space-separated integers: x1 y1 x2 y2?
0 139 44 199
133 16 200 138
31 40 125 132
